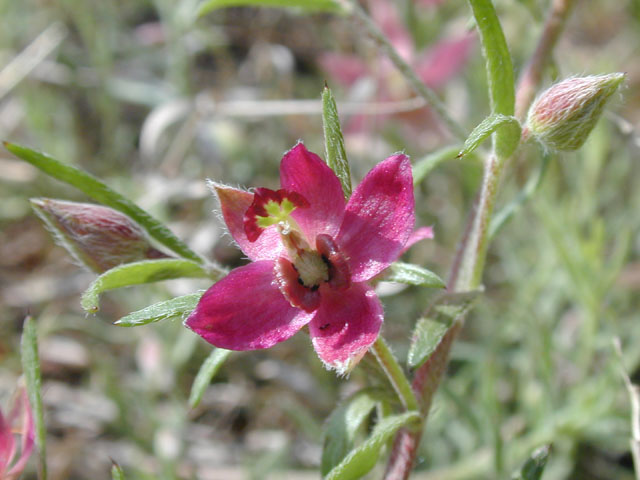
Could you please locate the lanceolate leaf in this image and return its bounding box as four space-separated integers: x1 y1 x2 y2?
3 142 202 264
467 0 516 158
387 262 445 289
82 259 211 313
189 348 232 408
198 0 343 17
458 114 521 159
321 388 389 476
116 292 204 327
326 411 420 480
322 85 352 198
408 290 480 369
512 445 551 480
20 316 47 480
407 318 449 369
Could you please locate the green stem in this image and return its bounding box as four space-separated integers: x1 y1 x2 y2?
452 153 505 290
371 337 419 412
338 0 467 141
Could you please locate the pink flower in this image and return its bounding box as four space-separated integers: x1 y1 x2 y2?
186 143 419 373
1 387 34 480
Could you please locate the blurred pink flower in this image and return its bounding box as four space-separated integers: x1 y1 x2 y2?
320 0 473 131
186 143 428 374
0 387 34 480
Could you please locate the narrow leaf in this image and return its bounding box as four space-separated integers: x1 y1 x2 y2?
111 462 126 480
407 318 449 369
412 145 462 186
512 445 551 480
322 85 352 198
82 259 210 313
198 0 343 17
116 292 204 327
468 0 516 157
408 290 480 369
189 348 232 408
321 388 388 475
20 316 47 480
3 142 202 263
458 114 521 159
387 262 445 289
326 411 420 480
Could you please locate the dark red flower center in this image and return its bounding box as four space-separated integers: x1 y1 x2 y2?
243 188 309 242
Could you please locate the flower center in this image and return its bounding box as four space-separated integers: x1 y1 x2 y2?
243 187 309 242
295 250 329 288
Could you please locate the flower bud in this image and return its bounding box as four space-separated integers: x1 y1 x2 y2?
525 73 625 151
31 198 168 273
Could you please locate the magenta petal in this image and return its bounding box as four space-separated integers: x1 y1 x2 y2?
185 261 313 350
336 154 415 282
211 182 284 261
415 34 474 89
401 226 434 254
6 389 33 478
310 283 383 374
280 142 346 242
0 409 15 473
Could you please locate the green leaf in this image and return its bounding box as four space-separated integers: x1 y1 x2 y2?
189 348 232 408
322 85 352 198
321 388 387 476
198 0 343 16
458 114 521 159
468 0 516 158
407 318 449 369
326 411 420 480
412 145 463 186
111 462 126 480
512 445 551 480
387 262 445 289
3 142 202 264
408 290 480 369
116 292 204 327
20 316 47 480
81 259 210 313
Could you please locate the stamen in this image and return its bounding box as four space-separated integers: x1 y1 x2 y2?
316 234 351 290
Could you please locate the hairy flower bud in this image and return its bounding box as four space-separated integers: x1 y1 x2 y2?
525 73 625 151
31 198 168 273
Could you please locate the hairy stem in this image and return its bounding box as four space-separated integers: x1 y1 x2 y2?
337 0 467 140
514 0 577 119
372 337 419 412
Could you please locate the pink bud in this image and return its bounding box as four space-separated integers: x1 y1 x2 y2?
31 198 168 273
526 73 625 151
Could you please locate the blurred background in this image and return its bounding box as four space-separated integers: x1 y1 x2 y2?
1 0 639 478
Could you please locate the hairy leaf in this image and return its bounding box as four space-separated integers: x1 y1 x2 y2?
116 292 204 327
21 316 47 480
326 411 420 480
387 262 445 289
82 259 210 313
189 348 232 408
4 142 202 263
322 85 352 198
